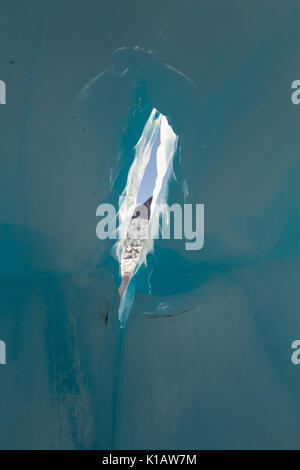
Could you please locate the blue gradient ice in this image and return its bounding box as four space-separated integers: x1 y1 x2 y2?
136 126 159 205
1 0 300 450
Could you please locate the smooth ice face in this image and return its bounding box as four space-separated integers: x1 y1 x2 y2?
116 108 178 327
136 123 160 206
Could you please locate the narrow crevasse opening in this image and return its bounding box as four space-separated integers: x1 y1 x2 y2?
114 108 178 327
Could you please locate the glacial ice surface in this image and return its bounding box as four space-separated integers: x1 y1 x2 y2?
1 35 300 449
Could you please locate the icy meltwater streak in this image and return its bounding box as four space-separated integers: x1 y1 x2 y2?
117 109 178 328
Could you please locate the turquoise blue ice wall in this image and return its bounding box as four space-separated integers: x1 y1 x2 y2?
1 0 300 449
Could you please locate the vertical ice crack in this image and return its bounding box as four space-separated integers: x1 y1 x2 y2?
116 107 178 327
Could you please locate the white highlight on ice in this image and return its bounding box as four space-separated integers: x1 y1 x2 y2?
116 108 178 326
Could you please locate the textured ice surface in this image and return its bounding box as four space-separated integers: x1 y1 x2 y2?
1 1 300 450
120 217 149 295
116 106 178 326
